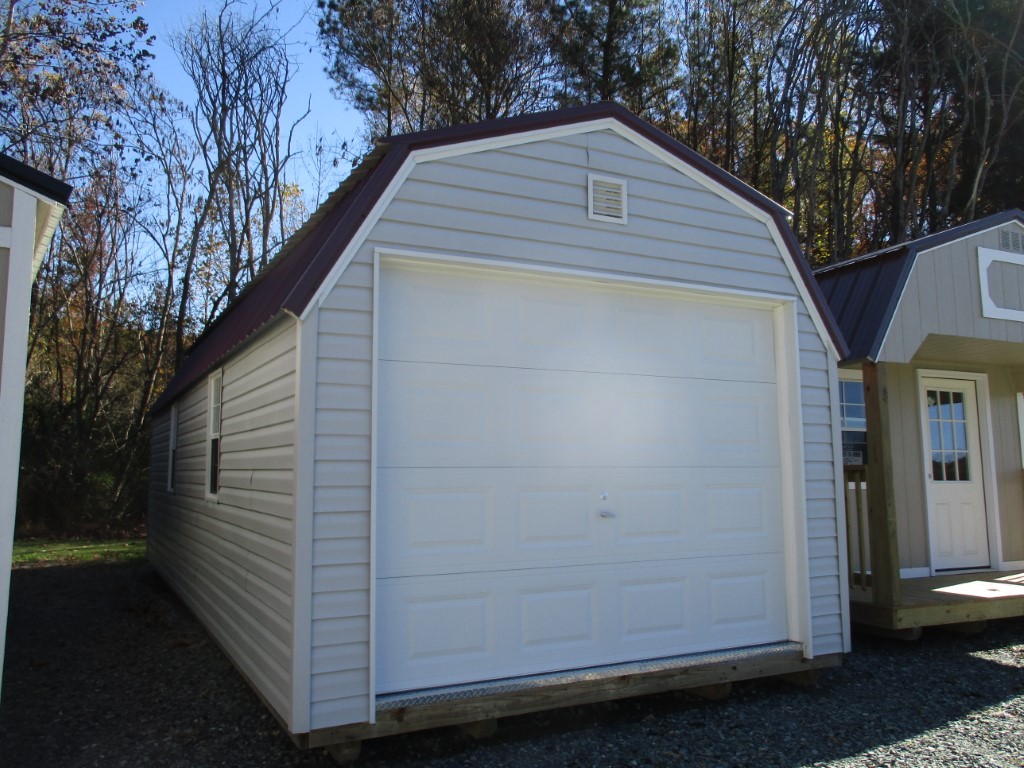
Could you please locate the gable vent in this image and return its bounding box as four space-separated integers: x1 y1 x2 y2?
588 174 628 224
1001 229 1024 254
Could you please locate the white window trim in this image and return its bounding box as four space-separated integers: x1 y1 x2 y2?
838 369 866 465
166 402 178 493
978 247 1024 321
838 369 865 426
206 370 223 500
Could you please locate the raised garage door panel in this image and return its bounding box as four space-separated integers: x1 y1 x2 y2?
376 260 789 694
377 467 784 578
377 362 780 468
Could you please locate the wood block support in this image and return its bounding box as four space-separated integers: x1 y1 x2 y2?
940 620 987 635
459 719 498 739
686 682 732 701
325 741 362 764
777 669 821 688
854 624 922 642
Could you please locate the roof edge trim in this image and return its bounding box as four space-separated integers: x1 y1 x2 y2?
297 147 416 321
0 153 72 204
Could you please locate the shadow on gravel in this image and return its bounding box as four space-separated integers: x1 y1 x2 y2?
3 562 1023 767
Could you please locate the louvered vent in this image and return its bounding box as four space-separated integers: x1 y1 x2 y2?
1000 229 1024 254
588 174 628 224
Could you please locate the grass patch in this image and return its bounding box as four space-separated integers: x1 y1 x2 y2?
12 538 146 567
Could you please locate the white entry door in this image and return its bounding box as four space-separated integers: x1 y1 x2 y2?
921 376 990 571
374 258 791 694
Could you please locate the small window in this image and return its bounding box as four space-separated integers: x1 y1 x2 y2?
840 374 867 465
588 174 628 224
207 371 223 498
166 402 178 493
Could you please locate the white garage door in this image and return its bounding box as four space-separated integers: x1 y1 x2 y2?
375 259 790 694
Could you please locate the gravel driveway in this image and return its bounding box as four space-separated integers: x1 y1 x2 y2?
3 561 1024 767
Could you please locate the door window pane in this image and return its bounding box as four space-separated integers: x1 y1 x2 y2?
926 387 970 482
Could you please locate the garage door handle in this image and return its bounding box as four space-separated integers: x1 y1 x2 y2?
599 510 616 519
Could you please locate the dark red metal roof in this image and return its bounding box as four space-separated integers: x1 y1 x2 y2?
153 102 845 412
815 209 1024 362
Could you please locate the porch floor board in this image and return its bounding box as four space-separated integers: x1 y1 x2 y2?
850 570 1024 630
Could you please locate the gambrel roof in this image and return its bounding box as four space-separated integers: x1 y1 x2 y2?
815 210 1024 362
154 102 845 411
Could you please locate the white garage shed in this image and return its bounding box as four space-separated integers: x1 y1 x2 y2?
148 103 850 755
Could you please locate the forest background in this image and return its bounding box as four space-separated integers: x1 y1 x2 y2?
2 0 1022 534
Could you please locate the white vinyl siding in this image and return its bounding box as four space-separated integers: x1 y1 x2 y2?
309 129 843 729
148 316 298 727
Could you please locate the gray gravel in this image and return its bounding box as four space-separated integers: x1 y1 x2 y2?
3 561 1024 767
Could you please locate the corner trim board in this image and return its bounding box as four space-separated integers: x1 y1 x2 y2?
290 313 318 733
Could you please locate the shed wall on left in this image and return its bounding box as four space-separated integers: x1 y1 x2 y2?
149 316 299 726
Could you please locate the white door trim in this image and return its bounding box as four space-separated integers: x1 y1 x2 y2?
370 246 814 694
916 369 1003 574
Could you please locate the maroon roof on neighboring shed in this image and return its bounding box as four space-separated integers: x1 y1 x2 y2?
815 209 1024 362
153 101 846 413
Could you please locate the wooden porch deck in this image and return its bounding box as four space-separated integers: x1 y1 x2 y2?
842 368 1024 637
849 570 1024 633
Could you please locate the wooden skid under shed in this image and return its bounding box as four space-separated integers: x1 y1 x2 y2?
298 647 842 751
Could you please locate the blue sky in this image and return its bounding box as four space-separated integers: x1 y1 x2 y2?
139 0 365 201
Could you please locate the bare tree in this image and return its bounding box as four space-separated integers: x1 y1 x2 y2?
172 0 310 345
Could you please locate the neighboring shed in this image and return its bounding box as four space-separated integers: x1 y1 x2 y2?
148 103 850 757
0 154 71 701
817 210 1024 636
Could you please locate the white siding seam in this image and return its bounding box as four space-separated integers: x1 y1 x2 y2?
828 355 853 652
368 254 380 725
291 315 317 734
